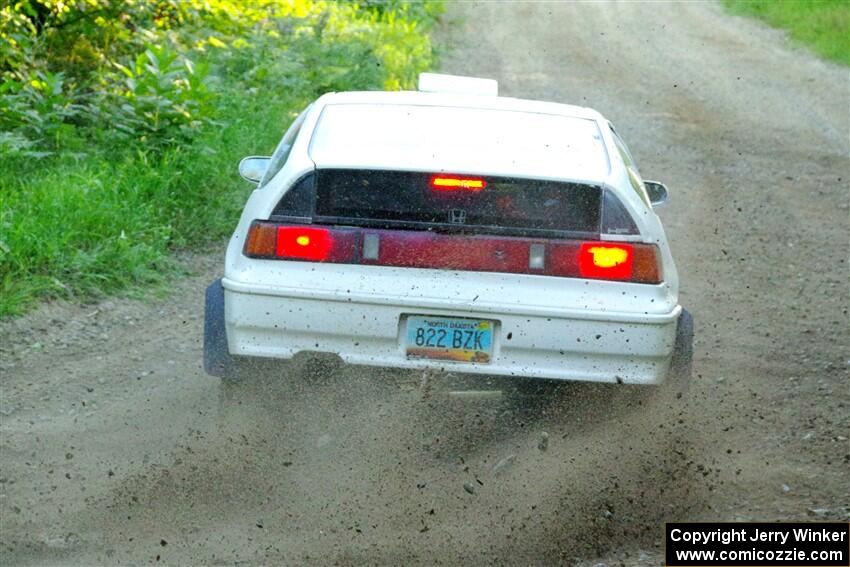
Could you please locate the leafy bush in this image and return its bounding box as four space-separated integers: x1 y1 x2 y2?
0 0 443 317
105 45 214 147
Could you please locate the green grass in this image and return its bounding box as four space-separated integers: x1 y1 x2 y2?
724 0 850 65
0 93 296 316
0 2 443 318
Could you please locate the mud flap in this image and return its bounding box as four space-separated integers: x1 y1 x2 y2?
669 308 694 394
204 278 233 378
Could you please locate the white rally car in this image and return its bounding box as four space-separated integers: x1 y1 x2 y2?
204 73 692 389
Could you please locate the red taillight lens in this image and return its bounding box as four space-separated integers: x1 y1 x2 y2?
573 242 661 283
277 226 332 261
578 242 634 280
243 222 357 262
244 222 662 283
430 175 486 191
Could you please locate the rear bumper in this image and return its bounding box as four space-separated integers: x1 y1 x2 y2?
218 277 684 384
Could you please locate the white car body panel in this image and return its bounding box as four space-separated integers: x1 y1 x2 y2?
309 103 611 182
221 83 682 384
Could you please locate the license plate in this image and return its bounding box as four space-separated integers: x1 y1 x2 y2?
405 316 494 363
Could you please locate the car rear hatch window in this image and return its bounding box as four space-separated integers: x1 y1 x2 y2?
273 169 640 238
313 170 600 237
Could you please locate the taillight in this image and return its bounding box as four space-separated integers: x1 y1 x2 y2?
630 244 663 284
244 222 662 283
244 222 277 257
578 242 634 280
277 226 333 261
430 175 486 191
244 222 357 262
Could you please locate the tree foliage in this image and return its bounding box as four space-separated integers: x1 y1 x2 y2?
0 0 442 317
0 0 443 155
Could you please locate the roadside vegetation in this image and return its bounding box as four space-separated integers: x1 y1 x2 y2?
723 0 849 66
0 0 443 317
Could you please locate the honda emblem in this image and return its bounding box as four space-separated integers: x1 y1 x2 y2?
449 209 467 224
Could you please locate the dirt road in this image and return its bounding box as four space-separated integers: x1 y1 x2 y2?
2 2 848 565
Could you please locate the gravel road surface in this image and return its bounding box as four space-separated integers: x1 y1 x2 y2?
2 2 848 565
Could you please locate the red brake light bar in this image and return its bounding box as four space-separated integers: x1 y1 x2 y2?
430 175 487 191
244 221 662 284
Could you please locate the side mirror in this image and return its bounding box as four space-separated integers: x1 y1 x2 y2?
238 156 271 184
644 180 669 206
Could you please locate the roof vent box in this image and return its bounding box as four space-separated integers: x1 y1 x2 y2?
417 73 498 96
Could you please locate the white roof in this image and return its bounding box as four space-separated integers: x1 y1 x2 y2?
307 91 611 183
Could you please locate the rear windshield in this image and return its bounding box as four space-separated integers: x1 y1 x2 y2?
276 169 602 237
